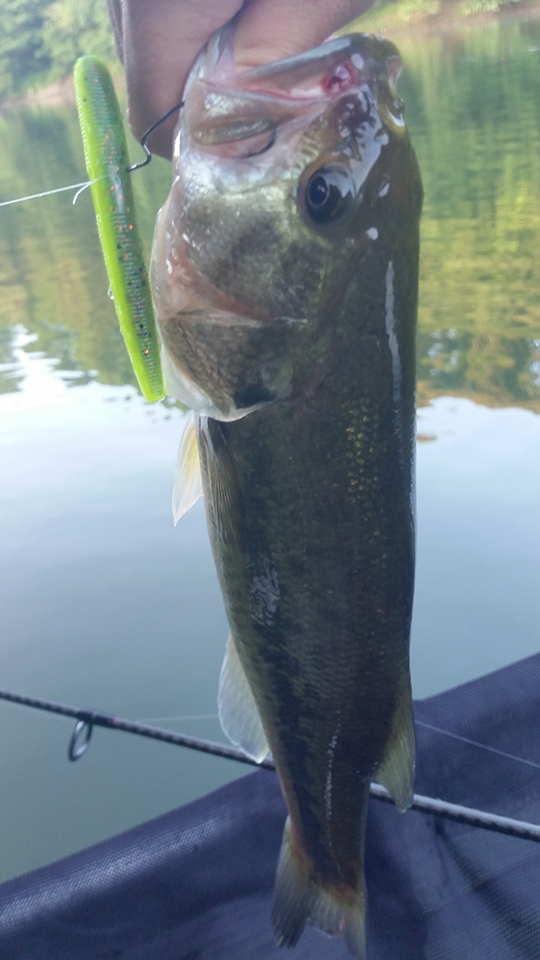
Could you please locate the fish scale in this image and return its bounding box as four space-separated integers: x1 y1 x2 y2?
153 29 422 959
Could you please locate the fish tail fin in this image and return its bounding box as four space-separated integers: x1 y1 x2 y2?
271 818 367 959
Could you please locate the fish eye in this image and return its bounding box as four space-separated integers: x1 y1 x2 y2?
304 166 355 223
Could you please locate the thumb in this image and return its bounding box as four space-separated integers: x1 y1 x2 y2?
233 0 373 70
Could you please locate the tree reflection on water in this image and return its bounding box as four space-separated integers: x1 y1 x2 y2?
0 19 539 408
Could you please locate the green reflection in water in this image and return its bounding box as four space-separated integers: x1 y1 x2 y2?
396 20 540 408
0 20 540 408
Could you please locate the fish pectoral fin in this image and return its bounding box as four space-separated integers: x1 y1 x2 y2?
218 634 269 763
197 418 236 528
172 412 203 525
272 817 367 960
374 683 415 812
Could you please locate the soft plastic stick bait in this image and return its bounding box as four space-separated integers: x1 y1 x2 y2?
74 55 164 403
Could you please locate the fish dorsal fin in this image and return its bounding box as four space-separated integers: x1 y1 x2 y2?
218 634 269 763
374 683 415 812
172 412 203 525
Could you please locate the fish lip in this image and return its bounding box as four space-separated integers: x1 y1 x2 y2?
186 34 396 156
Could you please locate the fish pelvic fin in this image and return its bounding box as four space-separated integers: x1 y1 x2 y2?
172 412 203 525
272 818 367 960
218 634 269 763
374 681 415 812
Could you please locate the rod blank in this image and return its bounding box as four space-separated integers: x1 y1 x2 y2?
1 687 539 843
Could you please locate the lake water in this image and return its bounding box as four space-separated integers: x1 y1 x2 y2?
1 19 540 883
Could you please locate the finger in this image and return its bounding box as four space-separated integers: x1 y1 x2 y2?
234 0 374 70
121 0 244 158
120 0 375 160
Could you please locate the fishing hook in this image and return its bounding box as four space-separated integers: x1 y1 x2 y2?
126 100 185 173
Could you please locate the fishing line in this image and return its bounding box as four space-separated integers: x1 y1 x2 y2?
415 719 540 772
1 686 540 843
72 179 100 204
0 98 184 209
0 179 100 209
126 99 184 172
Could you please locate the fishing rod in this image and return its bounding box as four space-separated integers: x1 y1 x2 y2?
1 686 540 845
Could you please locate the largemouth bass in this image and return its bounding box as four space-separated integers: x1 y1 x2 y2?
151 26 422 960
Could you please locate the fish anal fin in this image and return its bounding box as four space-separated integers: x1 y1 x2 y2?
172 412 203 525
218 635 269 763
375 682 415 812
272 818 367 960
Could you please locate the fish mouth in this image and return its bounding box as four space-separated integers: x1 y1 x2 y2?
186 32 402 156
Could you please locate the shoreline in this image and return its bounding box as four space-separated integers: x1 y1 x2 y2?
2 3 540 111
353 0 540 35
1 75 77 111
0 64 124 112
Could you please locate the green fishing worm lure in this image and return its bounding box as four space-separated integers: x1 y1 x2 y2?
74 55 164 403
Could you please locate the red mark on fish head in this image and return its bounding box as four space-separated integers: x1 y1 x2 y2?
322 62 356 95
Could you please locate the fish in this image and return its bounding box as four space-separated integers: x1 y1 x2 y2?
151 25 422 960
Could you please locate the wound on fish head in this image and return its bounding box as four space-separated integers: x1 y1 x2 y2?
151 33 420 422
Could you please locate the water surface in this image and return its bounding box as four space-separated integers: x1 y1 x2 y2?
0 19 539 882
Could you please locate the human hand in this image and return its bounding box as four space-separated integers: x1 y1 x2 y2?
108 0 376 159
